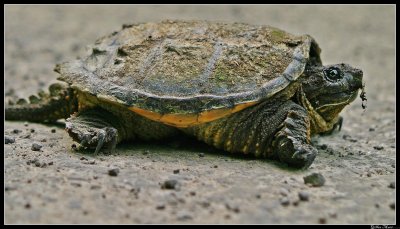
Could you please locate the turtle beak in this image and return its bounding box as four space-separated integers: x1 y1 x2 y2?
349 68 363 91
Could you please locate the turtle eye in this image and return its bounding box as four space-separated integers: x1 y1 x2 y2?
323 67 342 82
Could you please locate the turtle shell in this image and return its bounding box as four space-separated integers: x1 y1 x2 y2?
56 20 322 127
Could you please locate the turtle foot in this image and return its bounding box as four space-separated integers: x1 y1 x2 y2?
65 109 119 154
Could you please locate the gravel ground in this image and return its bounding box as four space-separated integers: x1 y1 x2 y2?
4 5 396 224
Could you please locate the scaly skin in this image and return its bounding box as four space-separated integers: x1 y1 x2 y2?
183 99 316 168
61 93 316 168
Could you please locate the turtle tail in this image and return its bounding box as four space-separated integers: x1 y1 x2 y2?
5 83 78 123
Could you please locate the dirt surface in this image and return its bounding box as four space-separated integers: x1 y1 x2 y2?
4 5 396 224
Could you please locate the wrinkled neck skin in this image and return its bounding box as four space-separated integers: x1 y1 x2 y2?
296 87 338 135
297 61 363 135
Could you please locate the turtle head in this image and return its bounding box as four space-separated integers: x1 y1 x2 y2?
301 63 363 122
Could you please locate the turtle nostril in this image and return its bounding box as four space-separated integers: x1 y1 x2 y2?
355 69 363 78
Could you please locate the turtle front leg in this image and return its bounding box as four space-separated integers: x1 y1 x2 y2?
65 108 125 153
183 100 317 169
272 105 317 169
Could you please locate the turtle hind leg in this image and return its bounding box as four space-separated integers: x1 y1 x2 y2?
66 108 125 153
5 83 78 122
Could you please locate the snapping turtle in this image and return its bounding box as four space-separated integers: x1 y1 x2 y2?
5 20 363 168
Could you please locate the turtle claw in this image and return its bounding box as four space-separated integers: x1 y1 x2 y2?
106 128 118 153
291 146 317 169
87 127 118 154
320 116 343 135
275 135 317 169
94 129 106 154
94 127 118 154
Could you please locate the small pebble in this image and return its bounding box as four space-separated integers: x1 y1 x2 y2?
373 146 384 150
161 179 178 190
375 203 380 208
51 129 56 133
389 202 395 210
5 186 17 191
298 191 310 201
388 182 395 189
5 136 15 144
225 203 240 213
198 153 205 157
200 201 210 208
156 204 165 210
21 133 31 139
279 188 289 196
24 203 31 209
327 148 335 155
108 168 119 176
303 173 325 187
342 134 351 140
13 129 22 134
90 185 101 190
173 169 180 174
30 129 35 133
329 212 337 219
177 211 193 221
319 144 327 150
280 197 290 206
24 122 29 126
71 182 82 187
369 128 375 131
292 200 301 206
31 143 42 151
318 217 327 224
26 158 38 165
189 191 196 196
130 188 140 195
